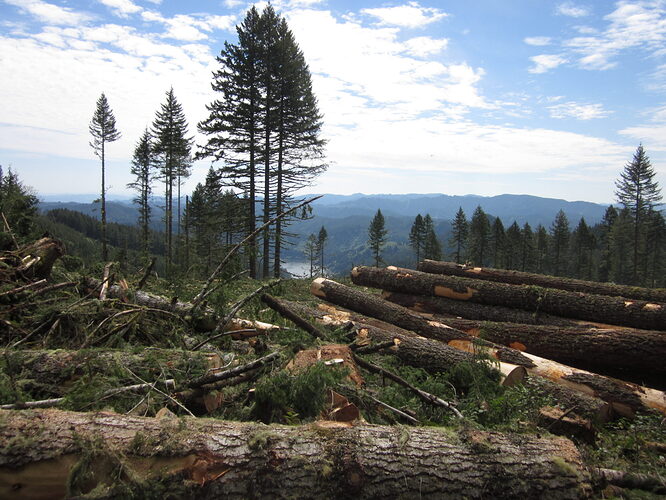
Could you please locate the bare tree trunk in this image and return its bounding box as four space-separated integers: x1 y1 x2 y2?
0 408 592 499
417 260 666 302
351 266 666 330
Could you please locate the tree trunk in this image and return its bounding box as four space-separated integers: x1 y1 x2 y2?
281 299 613 423
382 290 586 328
448 339 666 418
16 237 65 280
444 318 666 381
311 278 536 368
418 260 666 303
351 266 666 330
0 408 592 499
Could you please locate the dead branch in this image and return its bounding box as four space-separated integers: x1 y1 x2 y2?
137 257 156 290
186 350 281 389
261 293 326 339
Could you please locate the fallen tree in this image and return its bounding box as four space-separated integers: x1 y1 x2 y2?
351 266 666 330
382 291 594 328
401 316 666 379
418 260 666 303
0 408 592 499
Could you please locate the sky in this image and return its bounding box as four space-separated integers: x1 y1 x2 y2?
1 0 665 204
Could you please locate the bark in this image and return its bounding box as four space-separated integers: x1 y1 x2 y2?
449 340 666 418
418 260 666 303
382 291 591 328
351 266 666 330
409 316 666 380
14 237 65 280
0 408 592 499
537 406 596 444
261 293 326 339
311 278 536 368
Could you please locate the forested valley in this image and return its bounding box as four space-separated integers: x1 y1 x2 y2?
1 4 665 499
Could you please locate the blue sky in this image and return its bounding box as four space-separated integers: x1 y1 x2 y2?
1 0 664 204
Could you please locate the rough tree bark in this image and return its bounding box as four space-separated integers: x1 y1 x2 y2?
382 291 592 328
418 260 666 303
395 316 666 379
311 277 536 368
351 266 666 331
0 408 592 499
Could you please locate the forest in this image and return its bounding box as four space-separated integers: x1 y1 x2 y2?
1 4 665 499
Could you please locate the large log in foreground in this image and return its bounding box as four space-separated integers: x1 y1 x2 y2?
418 260 666 303
352 266 666 330
0 409 592 499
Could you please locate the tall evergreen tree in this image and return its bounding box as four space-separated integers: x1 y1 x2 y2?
571 217 595 280
127 128 155 258
152 87 192 275
644 210 666 287
198 6 325 279
198 6 263 278
504 221 522 270
422 214 442 260
467 206 490 266
317 226 328 276
550 210 570 276
598 205 618 282
89 93 121 261
368 209 388 267
449 207 468 264
490 217 505 268
520 222 535 272
0 166 38 247
609 208 633 284
615 144 663 284
409 214 425 265
535 224 549 274
304 233 319 278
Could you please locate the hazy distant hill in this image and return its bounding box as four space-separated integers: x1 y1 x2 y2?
39 193 610 275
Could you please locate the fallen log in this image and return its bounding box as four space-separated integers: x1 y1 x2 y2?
0 408 592 499
351 266 666 330
284 299 612 422
382 291 595 328
448 339 666 418
418 260 666 303
403 316 666 379
261 293 326 339
311 277 536 368
15 237 65 279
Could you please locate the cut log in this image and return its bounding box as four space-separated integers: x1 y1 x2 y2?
351 266 666 330
448 340 666 418
311 277 536 368
538 406 596 444
418 260 666 303
16 237 65 279
0 408 592 499
284 299 612 422
404 316 666 380
261 293 326 339
383 291 595 328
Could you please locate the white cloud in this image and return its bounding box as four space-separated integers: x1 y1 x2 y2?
619 104 666 151
528 54 567 73
140 11 236 41
524 36 551 46
556 2 590 18
98 0 142 18
403 36 448 57
223 0 244 7
547 102 610 120
3 0 92 26
361 2 448 29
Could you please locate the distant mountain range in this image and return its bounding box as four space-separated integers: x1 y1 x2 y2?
38 193 611 275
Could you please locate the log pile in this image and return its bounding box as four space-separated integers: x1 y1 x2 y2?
319 263 666 421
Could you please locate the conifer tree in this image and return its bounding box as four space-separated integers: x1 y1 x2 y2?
644 210 666 287
504 221 521 270
152 87 193 275
550 210 570 276
127 128 155 257
535 224 549 274
422 214 441 260
89 93 121 261
449 207 468 264
368 209 388 267
304 233 319 278
598 205 618 282
467 206 490 266
571 218 595 280
520 222 535 272
615 144 662 284
609 208 633 284
409 214 425 264
490 217 505 268
317 226 328 276
0 166 38 247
